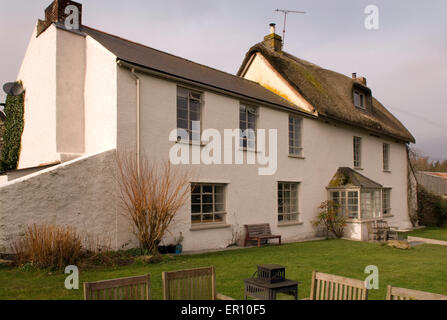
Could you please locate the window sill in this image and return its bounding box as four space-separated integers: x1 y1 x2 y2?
346 218 384 224
239 148 261 154
289 155 305 160
278 221 303 227
354 167 364 171
383 170 392 173
383 214 394 218
176 140 207 147
190 223 231 232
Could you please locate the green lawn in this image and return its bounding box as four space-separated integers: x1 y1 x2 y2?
409 227 447 241
1 239 447 300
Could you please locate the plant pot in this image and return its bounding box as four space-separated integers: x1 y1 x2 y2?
175 244 183 255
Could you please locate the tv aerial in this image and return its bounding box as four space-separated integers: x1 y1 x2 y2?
275 9 306 47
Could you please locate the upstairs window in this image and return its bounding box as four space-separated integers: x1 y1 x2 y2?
353 137 362 169
353 90 366 110
240 104 257 150
177 87 202 142
289 115 303 157
383 143 390 171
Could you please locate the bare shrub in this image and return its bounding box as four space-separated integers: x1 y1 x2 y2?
312 200 347 239
12 224 83 269
116 152 190 256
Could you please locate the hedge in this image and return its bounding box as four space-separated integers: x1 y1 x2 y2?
0 90 24 172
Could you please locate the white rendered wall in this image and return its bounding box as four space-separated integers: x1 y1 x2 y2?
17 25 59 169
84 36 118 155
56 29 86 155
116 69 412 252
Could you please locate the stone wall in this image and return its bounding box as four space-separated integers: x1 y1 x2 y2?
0 149 134 253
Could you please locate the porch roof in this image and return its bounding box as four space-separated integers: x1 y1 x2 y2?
328 167 383 189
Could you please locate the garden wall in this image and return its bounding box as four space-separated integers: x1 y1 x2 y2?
0 149 134 253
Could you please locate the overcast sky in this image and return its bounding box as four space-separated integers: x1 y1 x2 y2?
0 0 446 160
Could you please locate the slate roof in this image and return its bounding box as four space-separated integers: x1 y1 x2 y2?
81 26 304 113
238 42 415 143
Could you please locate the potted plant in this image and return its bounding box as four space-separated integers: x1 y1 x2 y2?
175 233 184 254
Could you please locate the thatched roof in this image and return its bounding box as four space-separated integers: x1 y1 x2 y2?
328 167 383 189
238 42 415 143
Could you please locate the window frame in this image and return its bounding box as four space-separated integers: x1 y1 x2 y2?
289 115 303 157
177 86 203 142
239 104 258 151
353 90 366 110
353 136 362 169
330 189 360 220
190 183 226 225
383 143 391 172
277 182 300 223
382 188 392 216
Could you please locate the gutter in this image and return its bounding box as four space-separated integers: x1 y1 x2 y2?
130 68 141 176
116 59 316 120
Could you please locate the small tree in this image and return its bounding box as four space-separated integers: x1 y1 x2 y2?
116 152 190 256
312 200 347 239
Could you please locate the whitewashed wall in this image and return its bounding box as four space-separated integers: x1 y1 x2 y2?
0 150 133 253
116 68 412 251
17 25 59 169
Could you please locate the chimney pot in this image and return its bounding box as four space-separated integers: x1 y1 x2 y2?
269 23 276 35
352 73 357 79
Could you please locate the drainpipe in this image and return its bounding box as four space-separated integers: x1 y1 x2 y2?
130 68 141 176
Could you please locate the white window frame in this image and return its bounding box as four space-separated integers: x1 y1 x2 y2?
278 182 300 223
289 115 303 157
354 90 366 110
239 104 258 151
382 188 392 216
191 183 226 225
353 136 362 169
177 87 202 142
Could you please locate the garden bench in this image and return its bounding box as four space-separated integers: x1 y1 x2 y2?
162 266 234 300
84 274 151 300
309 271 368 300
244 224 281 248
386 286 447 300
369 220 399 241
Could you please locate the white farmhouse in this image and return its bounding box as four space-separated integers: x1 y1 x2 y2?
0 0 416 252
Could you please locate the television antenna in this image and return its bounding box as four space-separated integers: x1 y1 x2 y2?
275 9 306 46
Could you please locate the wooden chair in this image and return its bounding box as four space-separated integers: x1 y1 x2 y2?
84 274 151 300
386 286 447 300
244 224 281 248
162 266 216 300
309 271 368 300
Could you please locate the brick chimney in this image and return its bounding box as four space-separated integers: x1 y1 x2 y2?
37 0 83 37
263 23 283 52
352 73 367 86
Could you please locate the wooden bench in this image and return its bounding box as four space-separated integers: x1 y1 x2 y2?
244 224 281 248
162 266 234 300
309 271 368 300
84 274 151 300
386 286 447 300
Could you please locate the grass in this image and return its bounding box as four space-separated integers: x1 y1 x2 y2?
1 239 447 300
408 226 447 241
